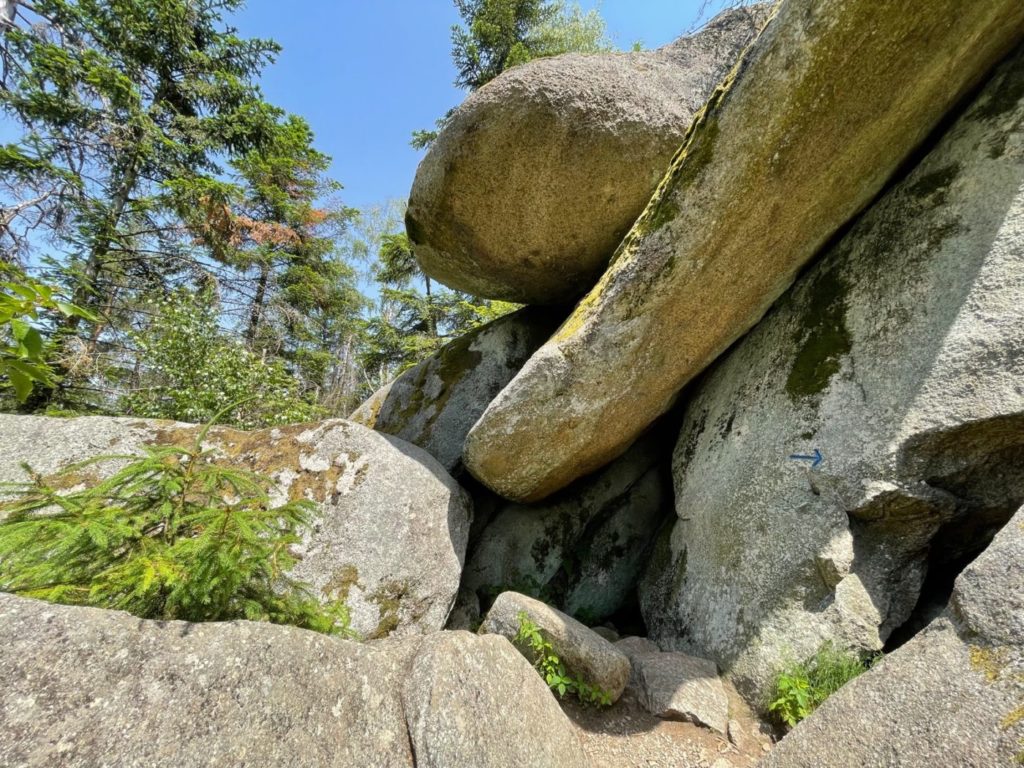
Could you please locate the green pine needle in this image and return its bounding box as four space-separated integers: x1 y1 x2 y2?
0 424 353 637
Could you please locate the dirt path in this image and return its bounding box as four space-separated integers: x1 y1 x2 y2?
562 686 774 768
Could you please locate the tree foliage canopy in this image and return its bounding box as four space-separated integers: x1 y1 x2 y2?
451 0 612 90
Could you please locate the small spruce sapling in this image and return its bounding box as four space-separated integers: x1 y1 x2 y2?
0 405 351 635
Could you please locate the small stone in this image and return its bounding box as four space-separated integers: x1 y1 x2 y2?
615 636 661 661
633 651 729 734
727 719 745 748
479 591 631 702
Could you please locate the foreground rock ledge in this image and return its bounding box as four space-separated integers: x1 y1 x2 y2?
0 595 589 768
0 414 471 639
464 0 1024 502
406 7 768 305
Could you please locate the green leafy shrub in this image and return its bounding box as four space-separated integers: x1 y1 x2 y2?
769 642 878 727
1 276 93 402
121 289 324 429
515 611 612 707
0 414 350 635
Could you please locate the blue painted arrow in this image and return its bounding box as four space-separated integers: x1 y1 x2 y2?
789 448 824 468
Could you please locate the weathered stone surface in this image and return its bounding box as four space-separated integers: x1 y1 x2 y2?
479 591 631 702
406 7 768 305
640 49 1024 700
402 631 589 768
633 651 729 733
616 635 662 692
591 626 620 643
616 635 661 660
0 414 471 639
464 0 1024 502
463 424 671 625
445 586 481 631
0 594 588 768
761 509 1024 768
350 306 564 475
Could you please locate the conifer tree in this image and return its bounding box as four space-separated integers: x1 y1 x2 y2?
0 0 282 405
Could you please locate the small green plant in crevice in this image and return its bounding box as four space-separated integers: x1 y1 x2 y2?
768 642 879 728
0 408 352 637
515 611 612 707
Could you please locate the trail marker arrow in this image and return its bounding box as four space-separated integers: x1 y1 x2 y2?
789 448 824 468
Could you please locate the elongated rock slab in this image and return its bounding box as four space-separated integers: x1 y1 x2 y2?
464 0 1024 502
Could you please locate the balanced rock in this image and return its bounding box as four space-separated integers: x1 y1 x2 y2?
406 7 768 305
0 595 589 768
464 0 1024 502
762 508 1024 767
0 414 471 639
640 49 1024 700
479 591 631 702
351 306 564 475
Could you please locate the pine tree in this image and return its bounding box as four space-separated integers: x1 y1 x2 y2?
414 1 611 148
0 0 283 406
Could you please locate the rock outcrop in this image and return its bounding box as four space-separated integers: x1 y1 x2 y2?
464 421 671 624
0 414 471 639
464 0 1024 502
761 508 1024 768
0 594 589 768
406 7 768 305
640 47 1024 699
351 306 564 475
479 591 632 703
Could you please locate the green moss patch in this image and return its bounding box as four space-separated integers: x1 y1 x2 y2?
785 267 852 402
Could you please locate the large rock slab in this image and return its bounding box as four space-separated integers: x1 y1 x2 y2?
479 591 631 702
761 509 1024 767
0 414 471 639
464 421 671 625
640 49 1024 700
351 306 564 475
0 594 589 768
464 0 1024 502
406 7 768 305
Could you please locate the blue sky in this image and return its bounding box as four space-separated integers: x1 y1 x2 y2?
234 1 726 211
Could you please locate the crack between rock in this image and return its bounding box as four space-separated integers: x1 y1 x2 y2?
398 644 423 768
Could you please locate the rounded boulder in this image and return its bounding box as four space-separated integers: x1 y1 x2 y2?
406 8 767 305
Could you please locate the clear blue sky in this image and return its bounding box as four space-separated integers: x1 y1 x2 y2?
234 1 725 211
